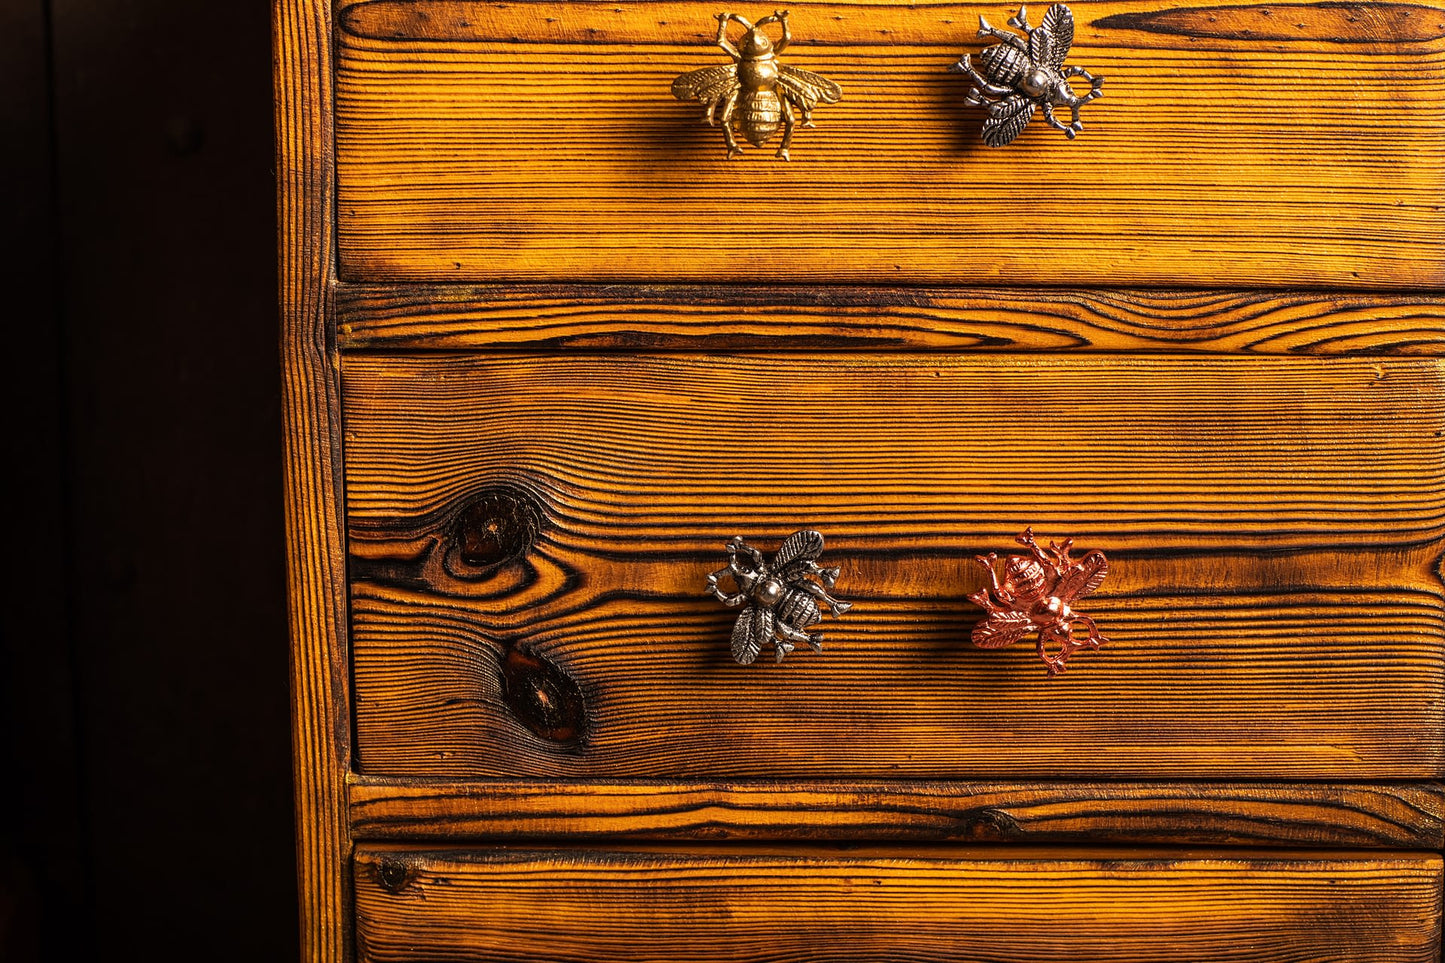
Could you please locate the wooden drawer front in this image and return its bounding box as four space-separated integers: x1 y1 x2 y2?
334 0 1445 286
343 352 1445 780
353 846 1444 962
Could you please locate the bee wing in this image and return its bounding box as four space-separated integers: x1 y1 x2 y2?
671 63 741 105
776 64 843 112
771 529 825 579
971 610 1038 649
1039 3 1075 70
981 95 1036 147
1054 550 1109 602
731 607 773 665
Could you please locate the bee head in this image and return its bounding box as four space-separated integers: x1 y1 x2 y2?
743 27 774 57
1002 556 1048 602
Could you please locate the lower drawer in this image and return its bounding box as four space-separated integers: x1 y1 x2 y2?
353 846 1443 962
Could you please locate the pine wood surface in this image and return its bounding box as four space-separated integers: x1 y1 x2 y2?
336 284 1445 354
276 0 351 960
333 0 1445 286
347 777 1445 847
342 352 1445 780
352 845 1445 962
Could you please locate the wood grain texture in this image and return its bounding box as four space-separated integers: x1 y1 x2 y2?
333 0 1445 286
348 777 1445 847
276 0 350 959
342 352 1445 780
353 845 1445 962
336 283 1445 353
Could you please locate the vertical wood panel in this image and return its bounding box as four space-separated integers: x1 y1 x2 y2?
276 0 351 959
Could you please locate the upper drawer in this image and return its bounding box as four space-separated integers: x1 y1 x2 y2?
334 0 1445 286
343 352 1445 781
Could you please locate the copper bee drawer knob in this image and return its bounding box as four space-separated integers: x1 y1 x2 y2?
950 4 1104 147
707 530 852 664
672 10 843 160
969 528 1110 675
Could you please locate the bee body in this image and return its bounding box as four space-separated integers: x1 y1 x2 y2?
978 43 1030 86
739 89 783 146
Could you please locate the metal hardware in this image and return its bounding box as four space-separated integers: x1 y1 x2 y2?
969 527 1109 675
707 530 851 663
950 4 1103 147
672 10 842 160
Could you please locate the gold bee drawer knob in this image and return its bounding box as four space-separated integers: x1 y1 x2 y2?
707 531 852 664
950 4 1104 147
969 528 1110 675
672 10 842 160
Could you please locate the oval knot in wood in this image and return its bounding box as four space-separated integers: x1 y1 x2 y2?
452 486 543 571
499 646 588 746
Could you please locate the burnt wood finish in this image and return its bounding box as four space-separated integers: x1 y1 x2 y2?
336 284 1445 354
348 778 1445 848
343 352 1445 780
276 0 351 961
352 846 1445 962
332 0 1445 286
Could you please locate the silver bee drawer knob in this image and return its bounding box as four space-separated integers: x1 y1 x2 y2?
672 10 843 160
707 530 851 664
950 4 1104 147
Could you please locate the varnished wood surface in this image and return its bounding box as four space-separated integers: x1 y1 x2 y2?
342 352 1445 780
336 284 1445 354
352 845 1445 962
334 0 1445 286
276 0 351 960
347 777 1445 847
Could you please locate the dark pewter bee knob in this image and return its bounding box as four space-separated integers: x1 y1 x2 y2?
950 4 1104 147
671 10 843 161
968 527 1110 675
706 530 851 664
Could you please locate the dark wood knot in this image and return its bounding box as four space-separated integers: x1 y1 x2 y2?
450 486 543 572
499 645 588 746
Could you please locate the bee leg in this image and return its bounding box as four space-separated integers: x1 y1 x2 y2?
708 567 747 606
799 580 851 616
1064 66 1105 103
775 620 821 654
953 57 1013 100
719 89 743 158
775 99 796 161
1037 624 1073 676
1007 6 1032 33
805 562 840 588
1042 102 1082 139
974 553 1008 599
714 13 743 60
976 15 1029 52
1072 614 1108 651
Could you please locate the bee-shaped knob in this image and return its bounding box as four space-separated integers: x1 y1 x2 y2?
706 530 852 663
950 4 1104 147
969 527 1110 674
672 11 843 160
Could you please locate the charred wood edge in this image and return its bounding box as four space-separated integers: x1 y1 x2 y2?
276 0 350 960
344 777 1445 849
335 0 1445 47
332 283 1445 355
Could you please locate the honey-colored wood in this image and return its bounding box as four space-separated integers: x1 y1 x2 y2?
276 0 351 959
334 0 1445 286
342 352 1445 780
337 284 1445 354
352 845 1445 962
348 777 1445 847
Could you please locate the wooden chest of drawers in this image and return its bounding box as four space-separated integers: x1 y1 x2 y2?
278 0 1445 958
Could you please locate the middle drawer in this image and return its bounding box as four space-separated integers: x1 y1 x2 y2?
343 352 1445 780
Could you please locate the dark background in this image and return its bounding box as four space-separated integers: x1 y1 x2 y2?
2 0 297 958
